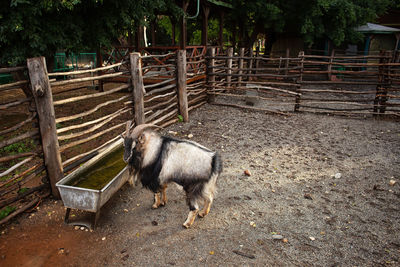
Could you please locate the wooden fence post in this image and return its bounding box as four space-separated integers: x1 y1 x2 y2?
255 46 260 75
328 49 335 81
284 48 290 77
374 50 386 116
130 52 145 125
206 47 216 103
380 50 391 114
226 47 233 88
248 47 254 81
238 47 245 87
176 50 189 122
27 57 63 198
294 51 304 112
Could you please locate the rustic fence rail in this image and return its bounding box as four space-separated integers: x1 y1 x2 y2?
206 47 400 117
0 66 48 224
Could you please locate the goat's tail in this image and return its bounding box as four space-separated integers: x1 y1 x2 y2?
202 152 222 200
212 152 223 176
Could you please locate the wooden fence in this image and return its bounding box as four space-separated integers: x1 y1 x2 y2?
2 47 400 224
0 66 48 224
0 49 207 225
206 48 400 117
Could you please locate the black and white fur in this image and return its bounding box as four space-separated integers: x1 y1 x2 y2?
123 124 222 228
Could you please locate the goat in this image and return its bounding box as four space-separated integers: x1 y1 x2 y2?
122 122 222 228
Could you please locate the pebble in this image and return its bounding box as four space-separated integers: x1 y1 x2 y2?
188 134 193 139
102 237 106 241
272 234 284 240
80 227 85 231
74 226 79 230
389 179 396 186
309 236 316 241
304 193 313 200
334 173 342 179
244 169 251 176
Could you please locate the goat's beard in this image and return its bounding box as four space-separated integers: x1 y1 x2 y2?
128 148 142 171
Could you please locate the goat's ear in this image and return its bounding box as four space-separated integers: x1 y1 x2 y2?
121 133 126 139
138 133 146 144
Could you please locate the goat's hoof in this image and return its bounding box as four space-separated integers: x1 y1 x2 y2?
160 201 166 206
182 223 190 229
151 204 159 209
198 212 205 218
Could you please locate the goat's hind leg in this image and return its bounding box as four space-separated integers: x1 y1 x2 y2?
199 174 217 218
183 200 199 228
198 193 213 218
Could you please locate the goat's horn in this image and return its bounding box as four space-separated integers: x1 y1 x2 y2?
130 123 162 139
125 120 132 136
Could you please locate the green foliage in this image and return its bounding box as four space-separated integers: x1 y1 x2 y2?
0 139 34 155
0 206 16 220
18 187 29 194
188 18 231 45
0 0 182 66
177 114 183 122
226 0 396 48
0 0 397 65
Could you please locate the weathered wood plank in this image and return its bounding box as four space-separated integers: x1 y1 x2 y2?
130 53 145 125
206 47 216 103
226 47 233 87
176 50 189 122
27 57 63 198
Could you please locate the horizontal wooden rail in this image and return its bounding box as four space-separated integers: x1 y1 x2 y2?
0 130 38 150
60 122 125 152
0 66 26 74
48 62 124 76
0 80 29 91
54 83 129 106
58 108 129 141
56 95 129 123
0 113 36 136
51 72 123 87
0 97 31 110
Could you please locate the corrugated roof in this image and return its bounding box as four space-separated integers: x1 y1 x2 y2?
355 23 400 33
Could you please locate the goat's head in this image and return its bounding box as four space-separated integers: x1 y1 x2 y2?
122 121 160 163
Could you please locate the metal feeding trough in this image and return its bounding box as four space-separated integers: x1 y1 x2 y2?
56 139 130 229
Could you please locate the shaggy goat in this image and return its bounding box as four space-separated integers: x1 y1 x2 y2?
122 122 222 228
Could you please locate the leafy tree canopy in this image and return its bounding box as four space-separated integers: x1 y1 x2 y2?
226 0 398 48
1 0 399 66
0 0 181 66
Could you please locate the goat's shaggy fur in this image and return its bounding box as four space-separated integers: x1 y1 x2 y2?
123 125 222 228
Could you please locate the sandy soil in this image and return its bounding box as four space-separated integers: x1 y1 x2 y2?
1 103 399 267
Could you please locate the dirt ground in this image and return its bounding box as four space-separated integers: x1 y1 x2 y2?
0 103 399 267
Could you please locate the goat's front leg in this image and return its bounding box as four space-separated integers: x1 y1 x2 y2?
128 172 137 187
152 192 162 209
160 185 167 206
152 184 168 209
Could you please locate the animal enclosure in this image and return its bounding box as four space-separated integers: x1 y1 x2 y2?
0 46 399 225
